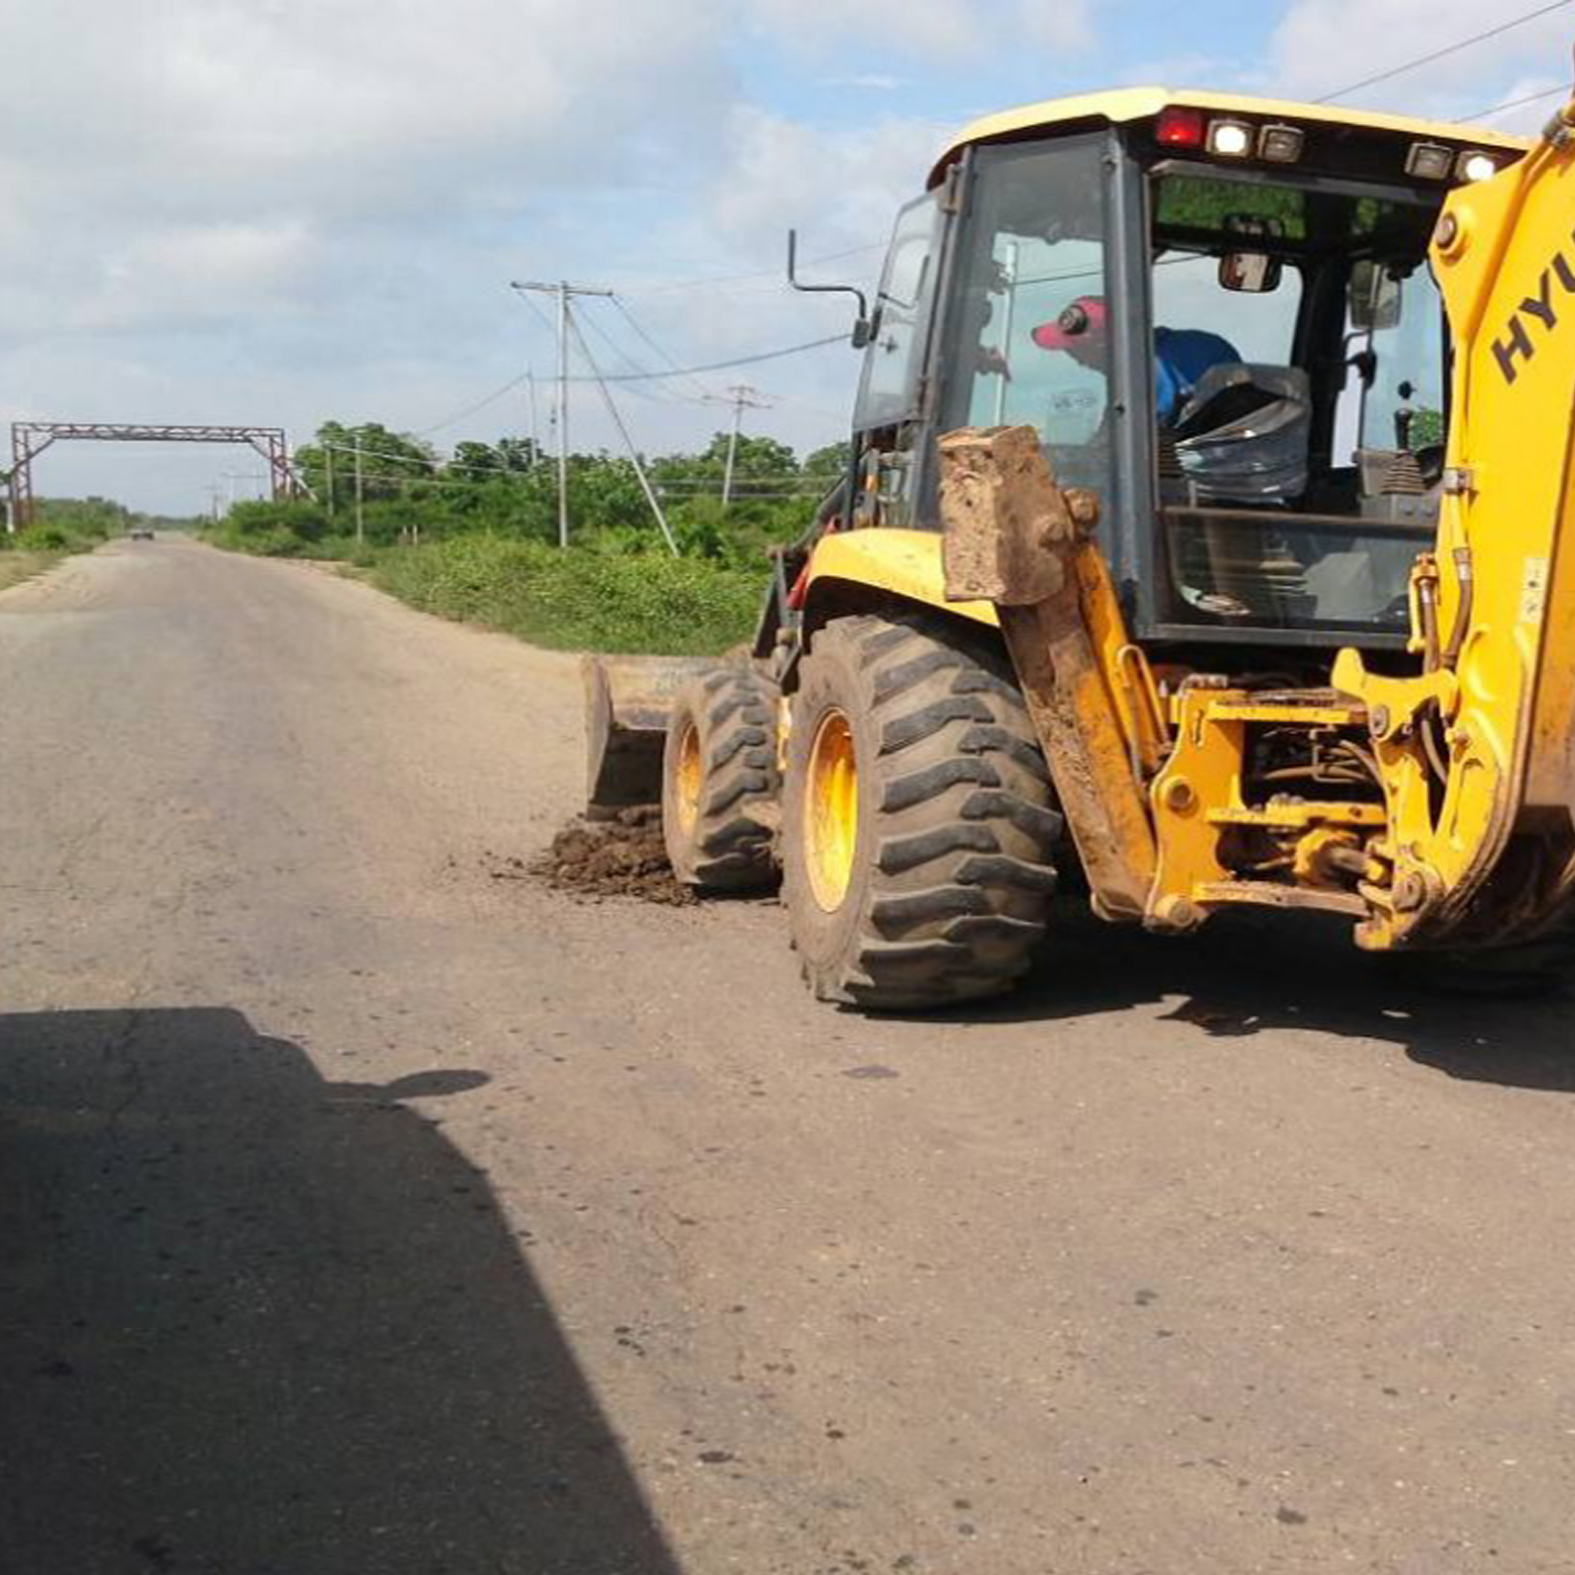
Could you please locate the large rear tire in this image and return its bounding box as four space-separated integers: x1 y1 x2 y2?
661 667 781 892
1401 923 1575 997
782 612 1061 1009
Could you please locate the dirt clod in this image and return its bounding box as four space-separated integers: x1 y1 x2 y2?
523 807 696 905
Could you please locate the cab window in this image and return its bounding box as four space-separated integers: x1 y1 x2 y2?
854 194 943 433
936 135 1114 500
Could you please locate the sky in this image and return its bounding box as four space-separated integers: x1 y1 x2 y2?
1 0 1569 514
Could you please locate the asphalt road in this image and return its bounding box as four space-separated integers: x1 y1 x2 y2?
3 537 1574 1575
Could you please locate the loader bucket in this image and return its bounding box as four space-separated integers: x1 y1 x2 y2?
583 654 718 812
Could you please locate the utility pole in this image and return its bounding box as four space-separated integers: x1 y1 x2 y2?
556 285 567 547
511 279 613 547
564 312 678 555
526 368 541 462
719 383 770 507
353 435 364 545
324 443 335 518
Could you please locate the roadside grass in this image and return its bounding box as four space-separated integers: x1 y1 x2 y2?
208 528 766 655
369 536 763 655
2 501 143 588
0 550 61 593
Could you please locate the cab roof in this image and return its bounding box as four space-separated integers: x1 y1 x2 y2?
930 86 1535 185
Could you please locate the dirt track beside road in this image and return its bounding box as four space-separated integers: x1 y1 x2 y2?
4 537 1575 1574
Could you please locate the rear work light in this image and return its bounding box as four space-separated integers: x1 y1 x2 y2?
1207 118 1254 157
1157 107 1206 148
1406 141 1454 180
1257 123 1304 163
1456 149 1499 182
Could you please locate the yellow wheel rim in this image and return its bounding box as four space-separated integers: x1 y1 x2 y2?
804 708 858 911
674 719 702 835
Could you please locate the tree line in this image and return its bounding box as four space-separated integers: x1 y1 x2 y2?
222 421 852 567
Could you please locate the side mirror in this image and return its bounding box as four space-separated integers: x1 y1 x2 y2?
1219 251 1283 293
786 228 873 348
1349 259 1403 331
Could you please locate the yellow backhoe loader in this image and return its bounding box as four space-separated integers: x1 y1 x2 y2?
586 75 1575 1009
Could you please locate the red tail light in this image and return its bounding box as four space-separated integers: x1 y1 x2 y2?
1156 107 1206 148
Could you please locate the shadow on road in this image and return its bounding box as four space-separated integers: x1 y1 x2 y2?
930 901 1575 1094
0 1007 679 1575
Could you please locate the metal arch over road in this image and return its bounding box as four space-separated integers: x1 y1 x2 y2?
7 422 293 531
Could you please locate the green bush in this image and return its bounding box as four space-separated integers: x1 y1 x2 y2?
252 527 312 558
227 499 332 543
9 495 151 554
369 535 763 654
198 423 837 652
20 525 72 550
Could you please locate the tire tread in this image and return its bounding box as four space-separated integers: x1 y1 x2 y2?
784 612 1060 1009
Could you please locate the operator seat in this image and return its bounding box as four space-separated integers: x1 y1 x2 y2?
1169 363 1312 505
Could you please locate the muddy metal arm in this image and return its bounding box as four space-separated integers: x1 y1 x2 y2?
937 426 1163 921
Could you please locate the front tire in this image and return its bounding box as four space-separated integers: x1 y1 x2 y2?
782 612 1061 1009
661 667 781 892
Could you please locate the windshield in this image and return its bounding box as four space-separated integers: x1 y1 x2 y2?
932 141 1447 641
1148 165 1445 637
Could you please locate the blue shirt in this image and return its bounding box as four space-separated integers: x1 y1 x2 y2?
1154 327 1241 422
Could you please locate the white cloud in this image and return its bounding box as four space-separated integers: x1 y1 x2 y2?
746 0 1092 58
80 221 320 333
1015 0 1096 51
706 109 948 254
0 0 1114 507
0 0 741 414
3 0 728 182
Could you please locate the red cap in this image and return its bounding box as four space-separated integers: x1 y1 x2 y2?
1031 295 1108 350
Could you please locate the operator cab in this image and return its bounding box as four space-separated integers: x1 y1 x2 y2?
842 90 1528 653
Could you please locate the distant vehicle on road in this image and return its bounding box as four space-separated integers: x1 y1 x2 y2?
128 525 155 541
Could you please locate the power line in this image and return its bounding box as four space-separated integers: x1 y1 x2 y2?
1315 0 1572 104
654 489 829 500
518 286 699 415
512 278 615 547
416 238 859 444
573 306 706 407
320 439 436 470
318 440 530 478
562 309 678 554
414 372 533 438
511 285 558 340
565 334 847 384
1458 81 1570 121
654 473 843 481
609 296 716 402
703 384 771 507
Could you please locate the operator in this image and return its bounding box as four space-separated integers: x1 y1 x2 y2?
1030 295 1240 424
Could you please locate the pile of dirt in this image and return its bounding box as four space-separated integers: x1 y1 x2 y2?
518 807 697 905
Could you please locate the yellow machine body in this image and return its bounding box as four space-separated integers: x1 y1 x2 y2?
1333 120 1575 948
931 87 1529 186
588 79 1575 964
791 93 1575 953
